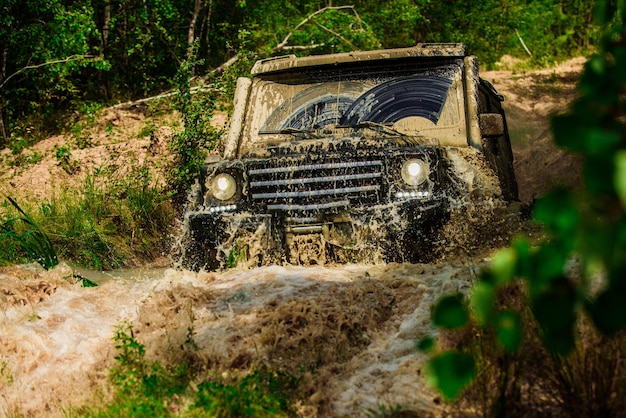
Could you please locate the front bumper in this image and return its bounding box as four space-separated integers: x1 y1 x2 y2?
185 196 448 270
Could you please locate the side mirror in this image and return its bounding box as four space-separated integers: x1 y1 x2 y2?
479 113 505 137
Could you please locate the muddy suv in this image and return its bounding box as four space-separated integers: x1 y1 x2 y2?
182 43 518 270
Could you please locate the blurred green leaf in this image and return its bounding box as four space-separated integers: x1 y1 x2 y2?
584 155 617 194
491 247 518 284
532 189 579 236
432 294 469 330
615 46 626 82
496 310 523 352
587 280 626 335
580 222 617 268
584 128 620 154
425 351 476 400
416 336 435 353
531 277 576 355
511 236 532 278
470 281 495 325
593 0 612 25
588 54 606 76
552 113 584 151
528 242 569 292
614 151 626 206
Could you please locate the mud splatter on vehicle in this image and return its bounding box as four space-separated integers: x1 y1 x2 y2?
181 44 519 270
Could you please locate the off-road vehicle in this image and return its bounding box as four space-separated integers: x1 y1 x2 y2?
182 43 518 270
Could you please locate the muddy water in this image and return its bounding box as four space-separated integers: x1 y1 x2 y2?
0 259 480 417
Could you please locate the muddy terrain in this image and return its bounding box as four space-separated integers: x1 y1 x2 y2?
0 58 585 416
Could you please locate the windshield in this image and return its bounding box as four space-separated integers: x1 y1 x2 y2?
241 60 466 150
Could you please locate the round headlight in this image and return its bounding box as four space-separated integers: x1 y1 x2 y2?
209 173 237 201
401 159 429 186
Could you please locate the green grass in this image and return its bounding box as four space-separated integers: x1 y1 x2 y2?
78 322 298 418
0 196 59 270
0 163 175 270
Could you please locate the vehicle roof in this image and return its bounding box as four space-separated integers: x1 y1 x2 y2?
250 43 468 75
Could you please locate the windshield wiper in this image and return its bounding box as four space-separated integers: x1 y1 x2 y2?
341 121 407 137
260 127 322 139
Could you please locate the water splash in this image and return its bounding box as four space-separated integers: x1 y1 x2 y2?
1 260 480 416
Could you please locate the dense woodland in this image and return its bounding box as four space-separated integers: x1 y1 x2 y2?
1 0 600 147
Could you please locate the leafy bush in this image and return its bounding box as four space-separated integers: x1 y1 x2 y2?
167 51 222 200
84 322 190 417
423 1 626 411
191 366 298 418
54 144 78 174
83 322 298 418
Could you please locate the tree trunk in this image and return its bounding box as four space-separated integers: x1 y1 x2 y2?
96 1 112 101
0 102 6 148
188 0 204 55
1 29 9 146
202 0 214 58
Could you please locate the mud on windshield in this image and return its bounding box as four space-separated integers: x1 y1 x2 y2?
240 59 467 151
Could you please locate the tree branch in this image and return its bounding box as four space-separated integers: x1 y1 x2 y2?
212 5 360 74
313 21 359 50
515 29 532 57
279 43 326 51
111 84 216 109
0 54 96 90
212 54 241 74
273 5 355 52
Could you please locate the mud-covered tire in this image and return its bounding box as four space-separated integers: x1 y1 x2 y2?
180 236 219 272
482 134 519 201
383 221 446 264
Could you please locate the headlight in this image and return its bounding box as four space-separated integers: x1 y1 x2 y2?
401 159 429 187
209 173 237 201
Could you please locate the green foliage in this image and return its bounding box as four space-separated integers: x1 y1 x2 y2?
6 148 44 170
54 144 78 174
99 0 186 97
1 0 101 140
425 1 626 402
213 30 257 111
0 196 58 270
247 2 384 56
425 351 476 400
361 0 427 48
1 163 174 270
192 366 298 417
85 321 297 418
0 0 609 146
167 53 222 199
432 294 469 330
70 102 103 148
138 122 157 139
422 0 599 67
88 321 190 417
227 241 248 269
494 310 523 352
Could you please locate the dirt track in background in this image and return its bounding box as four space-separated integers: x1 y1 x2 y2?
483 57 585 203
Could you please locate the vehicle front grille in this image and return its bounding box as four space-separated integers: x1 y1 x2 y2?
247 158 384 213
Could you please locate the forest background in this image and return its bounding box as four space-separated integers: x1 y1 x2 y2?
0 0 600 147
